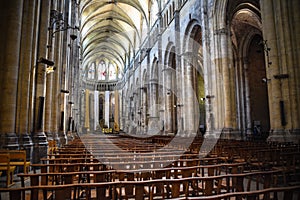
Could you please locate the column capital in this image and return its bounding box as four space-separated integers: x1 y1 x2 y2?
162 67 175 73
214 27 229 35
149 79 158 84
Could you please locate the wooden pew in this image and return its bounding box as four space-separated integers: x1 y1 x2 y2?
18 162 252 199
0 153 16 187
177 185 300 200
0 150 30 174
2 171 299 200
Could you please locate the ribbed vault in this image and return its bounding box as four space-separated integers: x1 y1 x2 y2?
80 0 156 79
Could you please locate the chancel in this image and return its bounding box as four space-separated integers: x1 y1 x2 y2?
0 0 299 199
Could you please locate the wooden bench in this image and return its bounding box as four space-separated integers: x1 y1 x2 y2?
0 150 30 174
2 172 299 200
0 153 16 187
177 185 300 200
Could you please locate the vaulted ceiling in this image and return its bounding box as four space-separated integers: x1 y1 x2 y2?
80 0 159 77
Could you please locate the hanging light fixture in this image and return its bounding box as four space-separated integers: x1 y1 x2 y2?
49 9 79 38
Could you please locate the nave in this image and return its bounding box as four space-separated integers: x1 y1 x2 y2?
1 133 300 200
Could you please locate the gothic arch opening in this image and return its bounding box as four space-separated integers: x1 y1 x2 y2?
183 23 205 134
247 35 270 134
190 25 205 134
229 2 270 137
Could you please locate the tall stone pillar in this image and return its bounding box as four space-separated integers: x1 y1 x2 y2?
219 29 232 130
84 90 90 132
261 0 300 142
44 51 54 140
94 91 99 130
288 0 300 136
243 59 252 136
163 68 175 135
114 90 120 130
51 6 63 145
89 92 94 131
17 0 36 157
183 64 198 136
0 1 24 149
147 79 160 135
105 91 110 128
139 87 146 134
32 0 51 163
44 0 58 142
214 27 238 139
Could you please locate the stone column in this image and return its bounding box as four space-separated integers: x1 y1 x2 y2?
44 0 58 142
163 67 175 135
219 28 232 130
17 0 36 155
94 91 99 130
89 92 94 131
214 27 237 139
288 0 300 135
84 89 90 131
147 79 160 135
262 0 284 134
0 1 24 149
261 0 300 142
277 0 300 136
114 90 120 130
140 87 147 134
51 2 63 146
243 59 252 137
32 0 51 163
183 64 198 136
105 91 110 128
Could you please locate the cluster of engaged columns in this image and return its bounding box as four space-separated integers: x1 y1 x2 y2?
0 1 80 162
260 0 300 141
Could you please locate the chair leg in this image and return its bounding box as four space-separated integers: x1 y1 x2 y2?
7 172 11 187
7 170 14 187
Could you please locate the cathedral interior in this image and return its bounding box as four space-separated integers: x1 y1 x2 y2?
0 0 300 199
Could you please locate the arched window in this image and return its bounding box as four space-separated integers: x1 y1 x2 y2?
150 0 159 27
87 63 95 79
98 60 107 81
108 63 117 80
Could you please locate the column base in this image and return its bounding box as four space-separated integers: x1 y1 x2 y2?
0 132 19 149
59 131 67 146
204 130 222 139
267 129 300 144
52 132 61 147
67 131 75 141
147 117 160 136
45 132 53 141
32 132 48 164
180 130 197 137
220 128 243 140
19 133 33 171
20 133 33 147
164 131 175 136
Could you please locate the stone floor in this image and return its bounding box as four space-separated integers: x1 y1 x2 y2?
0 169 33 199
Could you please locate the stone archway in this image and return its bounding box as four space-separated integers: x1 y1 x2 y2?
229 1 270 138
182 22 204 136
190 25 205 134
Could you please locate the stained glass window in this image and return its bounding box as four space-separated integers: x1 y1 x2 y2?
87 63 95 79
98 61 107 81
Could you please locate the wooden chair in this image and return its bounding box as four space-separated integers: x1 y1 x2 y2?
0 153 16 187
48 140 58 155
4 150 30 174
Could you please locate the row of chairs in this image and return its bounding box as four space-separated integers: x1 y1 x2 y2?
0 150 30 187
1 133 300 199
